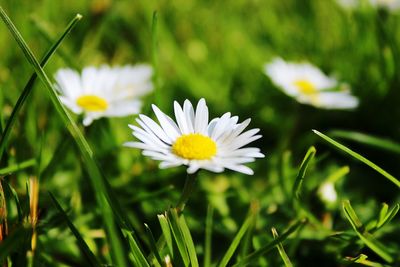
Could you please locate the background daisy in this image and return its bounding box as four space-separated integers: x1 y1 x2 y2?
125 99 264 175
54 64 153 126
264 58 359 109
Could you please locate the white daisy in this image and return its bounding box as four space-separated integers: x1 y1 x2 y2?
318 182 338 204
337 0 400 10
124 99 265 175
54 64 153 126
264 58 359 109
370 0 400 10
336 0 359 9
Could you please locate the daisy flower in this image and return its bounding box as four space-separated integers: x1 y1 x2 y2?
370 0 400 10
54 64 153 126
125 99 264 175
336 0 359 9
337 0 400 10
264 58 359 109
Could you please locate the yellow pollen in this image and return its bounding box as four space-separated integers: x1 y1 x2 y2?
293 79 317 95
172 134 217 160
76 95 108 112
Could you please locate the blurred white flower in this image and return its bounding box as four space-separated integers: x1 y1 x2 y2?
264 58 359 109
370 0 400 10
54 64 153 126
318 182 338 204
336 0 359 9
125 99 264 175
337 0 400 10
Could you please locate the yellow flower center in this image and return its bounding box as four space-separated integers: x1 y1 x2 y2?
172 134 217 160
76 95 108 112
293 79 317 95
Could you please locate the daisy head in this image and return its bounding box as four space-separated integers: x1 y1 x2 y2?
264 58 358 109
370 0 400 10
54 64 153 126
125 99 265 175
337 0 400 11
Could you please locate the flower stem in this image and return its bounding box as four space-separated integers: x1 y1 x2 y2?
176 172 198 214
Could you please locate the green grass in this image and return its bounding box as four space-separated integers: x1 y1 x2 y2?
0 0 399 266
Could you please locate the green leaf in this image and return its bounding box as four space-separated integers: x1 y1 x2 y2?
330 130 400 155
292 146 316 200
271 227 293 267
312 130 400 189
233 219 306 267
49 193 101 267
342 200 393 263
0 13 82 162
217 207 258 267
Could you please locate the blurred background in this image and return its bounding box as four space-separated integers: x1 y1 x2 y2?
0 0 399 266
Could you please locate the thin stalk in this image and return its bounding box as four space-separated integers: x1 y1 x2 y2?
176 172 198 214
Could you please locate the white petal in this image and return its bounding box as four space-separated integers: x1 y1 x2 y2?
130 125 170 149
83 116 94 126
225 164 254 175
187 163 200 174
218 118 251 145
313 92 359 109
152 104 181 140
54 68 82 99
159 160 183 169
104 100 142 117
224 134 262 152
210 112 232 140
138 115 173 145
174 101 190 134
194 98 209 134
183 100 195 133
59 96 82 114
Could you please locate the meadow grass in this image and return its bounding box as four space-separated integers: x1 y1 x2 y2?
0 0 399 266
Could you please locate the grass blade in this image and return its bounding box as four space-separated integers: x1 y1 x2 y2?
49 193 101 267
0 13 82 162
376 203 399 229
171 209 199 267
0 159 36 176
292 146 316 200
217 207 258 267
123 229 151 267
342 200 393 263
1 179 22 223
167 210 190 266
0 7 136 266
144 224 163 267
157 213 173 257
344 254 389 267
233 219 306 267
330 130 400 155
312 130 400 188
271 227 293 267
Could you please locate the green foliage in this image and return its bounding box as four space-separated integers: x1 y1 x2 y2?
0 1 399 266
